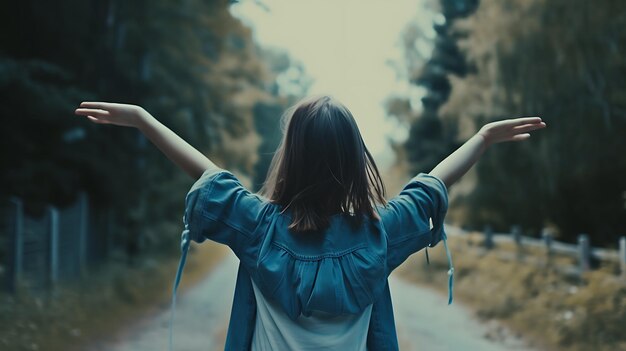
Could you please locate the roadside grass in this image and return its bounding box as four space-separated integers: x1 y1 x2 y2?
396 231 626 351
0 241 228 351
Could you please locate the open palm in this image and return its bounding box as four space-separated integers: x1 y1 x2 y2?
478 117 546 145
75 102 146 128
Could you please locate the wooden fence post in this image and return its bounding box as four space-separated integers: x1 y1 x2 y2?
78 192 88 275
511 225 522 260
511 225 522 245
619 236 626 278
484 225 494 249
542 228 553 261
47 206 60 287
578 234 590 273
6 198 24 293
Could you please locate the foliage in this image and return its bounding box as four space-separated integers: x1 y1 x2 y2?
397 234 626 351
386 0 478 174
445 0 626 244
0 0 299 254
393 0 626 245
0 241 227 351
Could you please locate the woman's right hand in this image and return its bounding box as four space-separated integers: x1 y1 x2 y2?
76 101 216 178
477 117 546 146
75 102 150 128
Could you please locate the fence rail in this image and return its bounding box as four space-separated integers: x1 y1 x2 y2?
446 225 626 278
2 194 116 293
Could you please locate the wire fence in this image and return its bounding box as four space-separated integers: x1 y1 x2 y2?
1 194 116 293
446 225 626 279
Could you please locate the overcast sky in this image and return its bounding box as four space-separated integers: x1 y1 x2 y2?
230 0 435 170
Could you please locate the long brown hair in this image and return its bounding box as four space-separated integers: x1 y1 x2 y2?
259 95 387 233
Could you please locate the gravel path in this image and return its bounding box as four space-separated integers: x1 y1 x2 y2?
95 254 239 351
389 276 536 351
97 253 537 351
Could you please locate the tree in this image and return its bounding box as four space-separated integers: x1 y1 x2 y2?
387 0 478 175
440 0 626 244
0 0 300 255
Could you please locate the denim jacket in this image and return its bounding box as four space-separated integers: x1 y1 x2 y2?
169 168 450 351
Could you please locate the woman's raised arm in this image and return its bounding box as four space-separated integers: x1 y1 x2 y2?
429 117 546 188
75 102 219 179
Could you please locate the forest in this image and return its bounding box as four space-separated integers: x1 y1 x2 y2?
1 0 624 263
1 1 625 350
0 0 297 256
388 0 626 246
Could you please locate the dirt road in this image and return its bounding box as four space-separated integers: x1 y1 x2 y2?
98 253 537 351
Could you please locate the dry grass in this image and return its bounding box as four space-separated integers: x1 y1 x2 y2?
395 232 626 351
0 241 228 351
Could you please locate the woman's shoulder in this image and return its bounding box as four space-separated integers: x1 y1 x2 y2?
184 168 279 246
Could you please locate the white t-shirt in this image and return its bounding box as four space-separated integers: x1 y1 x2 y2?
250 278 372 351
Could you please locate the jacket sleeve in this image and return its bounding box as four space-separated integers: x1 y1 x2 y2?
378 173 449 272
183 168 269 256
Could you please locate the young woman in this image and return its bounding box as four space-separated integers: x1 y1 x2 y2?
75 96 545 350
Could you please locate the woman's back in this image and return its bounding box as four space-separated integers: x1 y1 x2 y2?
244 205 398 351
179 167 449 350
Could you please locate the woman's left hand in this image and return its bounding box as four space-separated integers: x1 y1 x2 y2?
75 102 148 128
477 116 546 146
